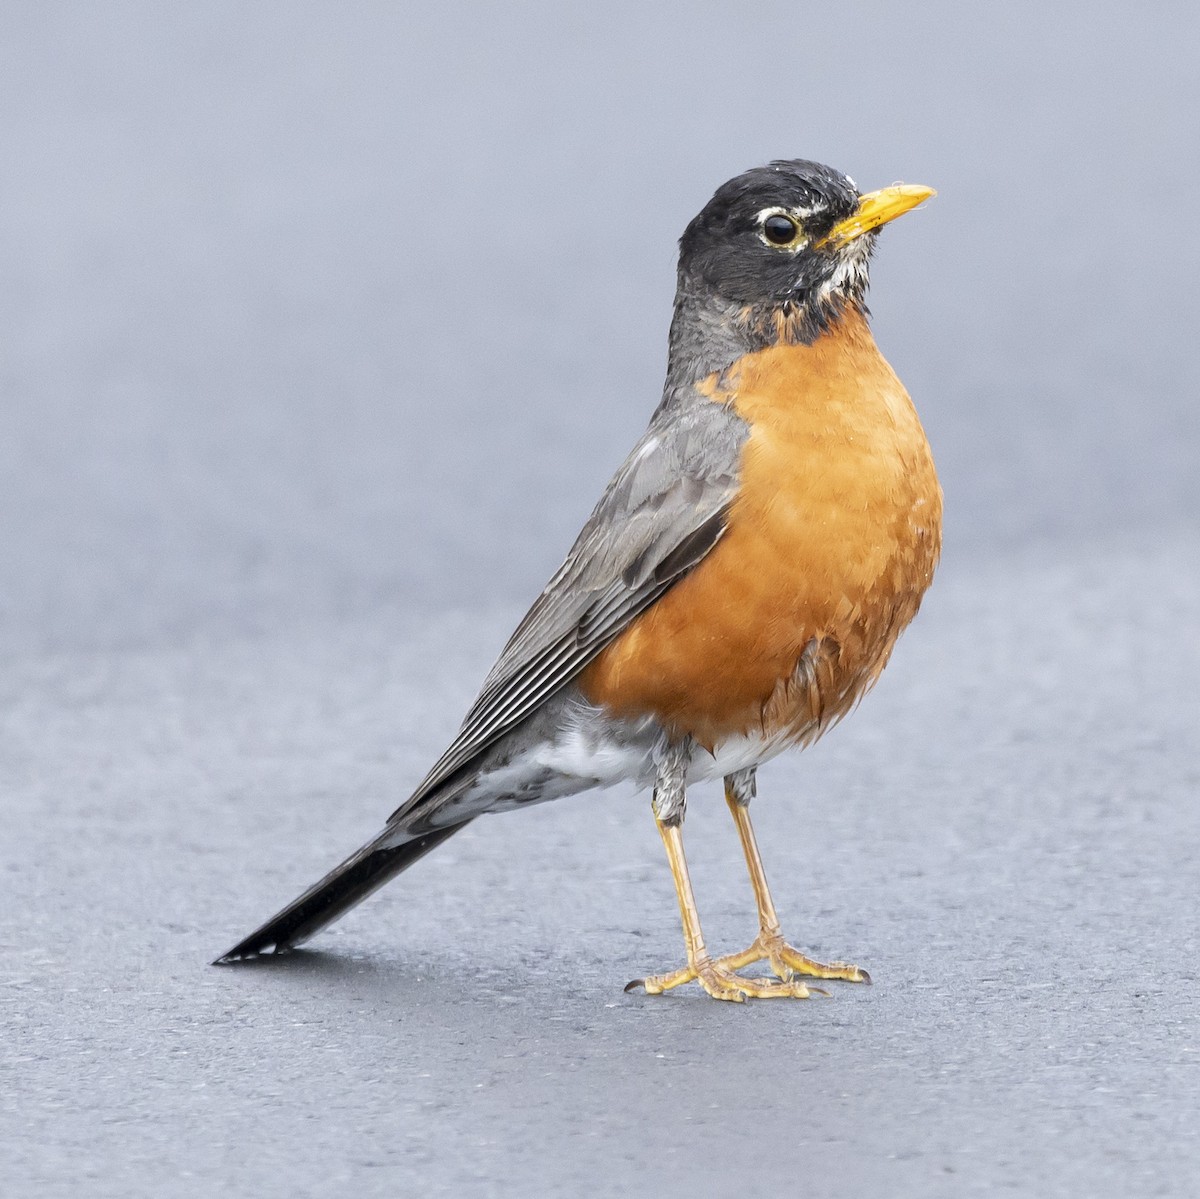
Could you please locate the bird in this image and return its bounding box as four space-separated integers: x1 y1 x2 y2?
215 158 941 1002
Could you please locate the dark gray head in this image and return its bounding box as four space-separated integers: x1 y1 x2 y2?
676 159 934 335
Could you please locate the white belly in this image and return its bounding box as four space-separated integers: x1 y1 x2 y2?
432 693 789 823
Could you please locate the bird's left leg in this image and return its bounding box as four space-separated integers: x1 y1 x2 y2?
712 768 870 985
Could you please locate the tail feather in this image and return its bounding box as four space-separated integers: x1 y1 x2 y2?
213 821 469 964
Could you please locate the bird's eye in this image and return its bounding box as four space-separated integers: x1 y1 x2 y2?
762 213 800 246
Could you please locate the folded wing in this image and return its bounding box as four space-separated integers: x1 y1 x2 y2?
391 395 749 823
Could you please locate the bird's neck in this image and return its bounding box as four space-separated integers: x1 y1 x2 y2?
663 281 868 398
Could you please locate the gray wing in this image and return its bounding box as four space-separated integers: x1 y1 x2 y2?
389 396 749 821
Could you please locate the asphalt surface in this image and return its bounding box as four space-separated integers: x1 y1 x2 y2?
3 4 1199 1196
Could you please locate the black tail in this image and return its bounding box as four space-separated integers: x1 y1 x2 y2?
213 821 469 964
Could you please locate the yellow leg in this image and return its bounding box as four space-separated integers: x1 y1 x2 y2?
626 819 816 1002
716 776 870 985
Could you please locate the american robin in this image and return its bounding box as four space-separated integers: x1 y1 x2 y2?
216 159 941 1002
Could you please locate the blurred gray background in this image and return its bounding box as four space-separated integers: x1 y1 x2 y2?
3 3 1198 1196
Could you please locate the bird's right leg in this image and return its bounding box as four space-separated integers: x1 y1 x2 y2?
626 739 814 1003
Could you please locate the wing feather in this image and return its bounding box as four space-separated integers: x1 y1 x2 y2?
389 397 748 821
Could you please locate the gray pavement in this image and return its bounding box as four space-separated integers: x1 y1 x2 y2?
3 4 1199 1196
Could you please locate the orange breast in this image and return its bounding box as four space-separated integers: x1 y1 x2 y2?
578 308 942 750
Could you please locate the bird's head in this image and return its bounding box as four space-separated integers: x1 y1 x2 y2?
677 159 934 342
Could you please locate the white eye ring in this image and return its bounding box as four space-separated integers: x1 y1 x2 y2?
757 207 808 250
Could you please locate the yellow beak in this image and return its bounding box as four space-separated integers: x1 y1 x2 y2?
819 184 936 247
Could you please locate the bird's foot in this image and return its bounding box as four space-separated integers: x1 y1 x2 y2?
714 931 870 985
625 954 823 1002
